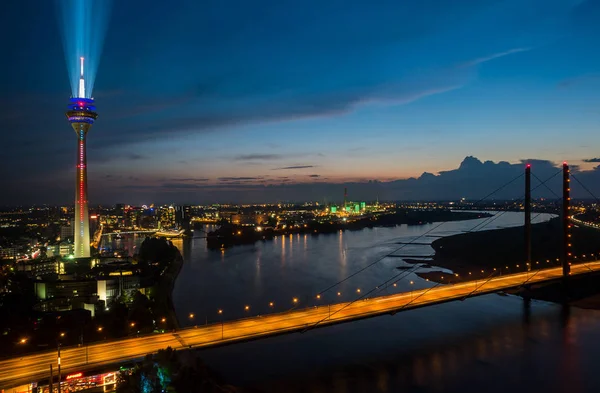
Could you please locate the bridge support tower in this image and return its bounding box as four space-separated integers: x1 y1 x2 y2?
525 164 532 271
562 162 571 281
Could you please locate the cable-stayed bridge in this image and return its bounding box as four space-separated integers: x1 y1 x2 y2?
2 163 600 390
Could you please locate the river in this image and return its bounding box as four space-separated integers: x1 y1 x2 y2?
103 212 600 392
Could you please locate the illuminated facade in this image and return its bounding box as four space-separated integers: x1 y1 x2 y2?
66 57 97 258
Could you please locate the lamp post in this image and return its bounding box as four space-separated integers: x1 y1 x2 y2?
218 309 223 340
57 342 62 393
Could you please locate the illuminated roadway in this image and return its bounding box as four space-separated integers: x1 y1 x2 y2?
2 260 600 390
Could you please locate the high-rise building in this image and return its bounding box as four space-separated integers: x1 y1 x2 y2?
159 206 176 229
66 57 97 258
115 203 125 227
174 205 191 230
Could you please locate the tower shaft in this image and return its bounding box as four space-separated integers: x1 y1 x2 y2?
73 123 91 258
66 56 96 259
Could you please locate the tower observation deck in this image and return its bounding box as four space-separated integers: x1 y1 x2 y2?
65 57 97 258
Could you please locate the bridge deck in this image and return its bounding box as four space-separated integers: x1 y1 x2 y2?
2 261 600 389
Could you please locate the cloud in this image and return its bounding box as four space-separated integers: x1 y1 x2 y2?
272 165 315 170
218 177 263 181
127 154 145 160
169 178 210 182
161 183 206 189
308 174 320 178
583 158 600 163
234 154 283 161
459 48 531 68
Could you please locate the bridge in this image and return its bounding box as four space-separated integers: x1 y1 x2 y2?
2 163 600 391
1 259 600 389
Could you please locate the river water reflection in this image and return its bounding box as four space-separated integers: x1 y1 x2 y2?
107 212 600 392
171 212 555 324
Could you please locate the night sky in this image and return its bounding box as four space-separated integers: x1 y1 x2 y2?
1 0 600 205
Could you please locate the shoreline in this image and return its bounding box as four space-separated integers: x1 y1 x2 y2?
154 249 183 330
206 210 491 250
408 217 600 308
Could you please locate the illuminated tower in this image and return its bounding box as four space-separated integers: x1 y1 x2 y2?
66 57 97 258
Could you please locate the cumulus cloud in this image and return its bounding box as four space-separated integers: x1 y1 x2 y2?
583 158 600 163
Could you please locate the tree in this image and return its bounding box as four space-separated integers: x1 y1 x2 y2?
115 347 231 393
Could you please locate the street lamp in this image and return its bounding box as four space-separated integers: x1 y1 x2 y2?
19 338 27 344
293 297 298 304
244 305 250 312
218 309 224 339
56 335 64 393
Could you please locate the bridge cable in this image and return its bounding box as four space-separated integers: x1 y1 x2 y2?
467 168 562 233
531 172 562 200
305 169 567 329
314 172 525 298
571 174 600 204
306 170 568 329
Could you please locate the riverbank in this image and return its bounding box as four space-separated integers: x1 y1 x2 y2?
153 249 183 330
207 209 491 249
414 216 600 307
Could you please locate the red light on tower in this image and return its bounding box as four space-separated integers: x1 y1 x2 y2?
526 164 531 168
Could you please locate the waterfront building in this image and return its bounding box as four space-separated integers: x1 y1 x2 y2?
230 213 268 226
159 206 176 229
175 205 191 230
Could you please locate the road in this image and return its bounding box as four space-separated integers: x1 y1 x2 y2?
2 260 600 390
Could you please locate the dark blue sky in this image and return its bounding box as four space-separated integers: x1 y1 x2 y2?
1 0 600 205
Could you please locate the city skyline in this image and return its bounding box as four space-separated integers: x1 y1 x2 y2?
2 0 600 205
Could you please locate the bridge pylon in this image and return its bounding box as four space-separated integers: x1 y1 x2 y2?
525 164 531 271
562 162 571 280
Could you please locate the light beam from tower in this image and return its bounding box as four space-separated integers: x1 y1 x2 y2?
66 57 97 258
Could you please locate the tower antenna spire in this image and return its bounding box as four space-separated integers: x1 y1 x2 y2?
78 57 85 98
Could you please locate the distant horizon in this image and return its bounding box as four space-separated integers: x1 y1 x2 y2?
1 155 599 206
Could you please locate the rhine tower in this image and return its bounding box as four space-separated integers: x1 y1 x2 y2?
66 57 97 258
